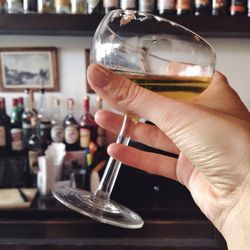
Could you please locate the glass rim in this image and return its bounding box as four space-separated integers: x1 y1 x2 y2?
103 9 215 54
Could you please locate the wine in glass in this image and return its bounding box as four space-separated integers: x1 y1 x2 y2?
52 10 216 229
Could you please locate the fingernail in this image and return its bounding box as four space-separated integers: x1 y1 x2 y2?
87 64 112 88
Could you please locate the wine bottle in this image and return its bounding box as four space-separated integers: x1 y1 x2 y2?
10 98 24 153
79 96 97 149
63 98 80 151
28 117 47 187
51 98 64 143
158 0 176 15
0 97 11 156
37 89 52 147
195 0 211 15
103 0 119 13
22 89 38 149
120 0 137 9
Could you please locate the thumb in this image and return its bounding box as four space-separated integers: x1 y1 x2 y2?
87 63 186 127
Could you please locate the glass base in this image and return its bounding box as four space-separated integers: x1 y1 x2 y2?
52 186 144 229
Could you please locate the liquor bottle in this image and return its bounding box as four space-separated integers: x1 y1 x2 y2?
87 0 104 14
120 0 137 9
0 97 11 156
96 96 106 151
158 0 176 15
176 0 192 14
22 89 38 149
79 96 97 149
212 0 227 14
51 98 64 143
63 98 80 151
139 0 156 12
37 89 52 147
103 0 119 13
28 117 47 187
230 0 246 15
195 0 211 15
10 98 24 153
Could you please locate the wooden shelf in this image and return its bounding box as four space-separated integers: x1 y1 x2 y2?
0 13 249 37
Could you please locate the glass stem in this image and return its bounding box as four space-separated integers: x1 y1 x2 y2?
94 114 130 200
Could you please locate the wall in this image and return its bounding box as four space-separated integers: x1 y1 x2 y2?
0 35 249 120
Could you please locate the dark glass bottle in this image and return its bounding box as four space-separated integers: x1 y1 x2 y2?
51 98 64 143
158 0 176 15
37 89 52 147
230 0 246 15
176 0 192 14
28 117 47 187
79 96 97 149
87 0 104 14
195 0 211 15
63 98 80 151
23 0 37 13
22 89 38 149
10 98 24 154
103 0 119 13
0 97 11 156
120 0 137 9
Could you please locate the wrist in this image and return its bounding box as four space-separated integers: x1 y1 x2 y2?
221 181 250 249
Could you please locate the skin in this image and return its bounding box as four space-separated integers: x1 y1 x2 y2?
87 63 250 249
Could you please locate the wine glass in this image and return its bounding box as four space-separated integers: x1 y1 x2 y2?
52 9 216 229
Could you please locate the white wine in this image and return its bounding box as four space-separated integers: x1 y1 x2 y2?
116 71 212 101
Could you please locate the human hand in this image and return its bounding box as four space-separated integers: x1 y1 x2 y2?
87 64 250 249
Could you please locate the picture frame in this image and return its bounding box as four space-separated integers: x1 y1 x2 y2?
85 49 94 94
0 47 59 92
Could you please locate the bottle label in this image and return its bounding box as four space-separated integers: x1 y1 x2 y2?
11 128 23 151
158 0 175 10
195 0 209 6
0 126 6 146
139 0 154 12
120 0 136 9
213 0 224 8
80 128 91 148
103 0 118 7
6 0 22 13
65 126 79 144
87 0 99 9
29 150 40 174
176 0 191 10
51 125 64 143
231 0 245 12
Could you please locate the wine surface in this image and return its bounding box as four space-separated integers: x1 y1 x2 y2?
116 71 212 101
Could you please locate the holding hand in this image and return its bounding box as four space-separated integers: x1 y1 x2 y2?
87 64 250 250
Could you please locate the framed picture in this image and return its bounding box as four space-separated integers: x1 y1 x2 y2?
0 47 59 92
85 49 94 94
